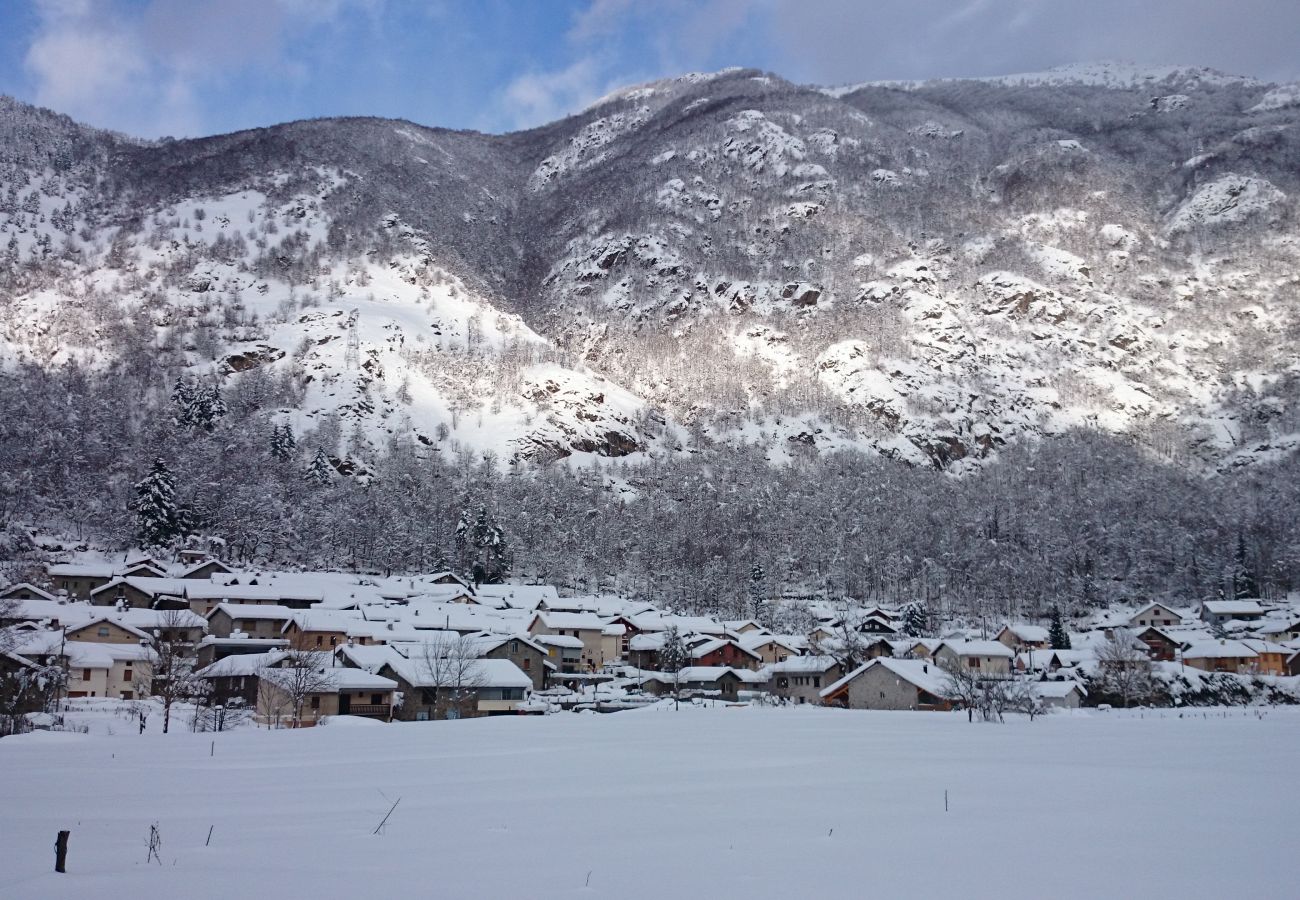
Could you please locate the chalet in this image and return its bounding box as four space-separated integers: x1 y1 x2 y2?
1181 640 1258 674
475 635 548 692
896 638 941 659
1200 600 1265 626
527 611 607 670
820 658 951 711
853 616 899 636
722 619 767 636
256 666 397 727
764 656 842 705
995 624 1051 652
1128 603 1186 629
184 583 322 616
933 640 1014 676
1288 649 1300 677
862 637 896 660
1135 627 1182 662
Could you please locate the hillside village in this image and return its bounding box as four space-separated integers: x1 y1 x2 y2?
4 550 1299 735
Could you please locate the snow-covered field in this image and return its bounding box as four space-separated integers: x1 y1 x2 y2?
0 705 1293 899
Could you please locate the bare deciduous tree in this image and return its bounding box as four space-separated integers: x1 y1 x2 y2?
418 632 486 720
1096 628 1156 708
141 608 198 734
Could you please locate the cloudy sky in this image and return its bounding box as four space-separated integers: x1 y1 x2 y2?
1 0 1297 138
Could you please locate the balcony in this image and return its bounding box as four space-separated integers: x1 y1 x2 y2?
346 704 391 719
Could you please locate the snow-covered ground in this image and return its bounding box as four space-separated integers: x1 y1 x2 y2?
0 704 1293 899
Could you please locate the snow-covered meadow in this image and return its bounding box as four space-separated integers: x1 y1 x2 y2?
0 704 1293 899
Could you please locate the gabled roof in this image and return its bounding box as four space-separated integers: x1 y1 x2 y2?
207 603 296 621
936 640 1015 659
762 655 840 675
380 655 532 690
1202 600 1265 615
1128 601 1186 621
64 616 153 641
1182 640 1258 659
998 624 1050 643
0 582 57 602
530 611 605 631
821 658 950 700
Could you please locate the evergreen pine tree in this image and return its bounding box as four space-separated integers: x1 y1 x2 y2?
748 563 766 620
1048 607 1072 650
129 458 188 547
270 424 297 461
900 601 927 637
304 448 334 485
1233 532 1259 599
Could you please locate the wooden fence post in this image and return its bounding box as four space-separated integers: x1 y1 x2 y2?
55 830 69 873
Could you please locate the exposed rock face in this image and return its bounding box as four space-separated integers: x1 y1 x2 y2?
2 64 1299 470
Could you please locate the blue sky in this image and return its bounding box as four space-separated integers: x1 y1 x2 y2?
2 0 1298 139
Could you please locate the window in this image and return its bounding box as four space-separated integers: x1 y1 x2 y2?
968 657 980 669
813 677 821 688
82 669 91 681
309 696 320 710
522 658 531 671
315 636 323 647
371 694 383 705
97 626 110 637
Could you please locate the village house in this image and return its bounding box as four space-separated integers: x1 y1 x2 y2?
206 603 296 639
63 616 152 646
1134 627 1183 662
1181 640 1259 674
194 650 283 707
1200 600 1265 627
0 582 57 604
376 655 532 720
764 656 842 705
527 611 607 670
600 623 627 665
820 658 952 711
1239 639 1290 676
534 634 583 674
1255 618 1300 643
640 667 766 702
738 633 803 665
690 638 763 670
995 624 1051 652
89 576 189 610
1128 602 1186 629
932 640 1015 676
48 560 165 599
256 666 397 727
177 558 235 580
16 633 154 700
1030 681 1088 710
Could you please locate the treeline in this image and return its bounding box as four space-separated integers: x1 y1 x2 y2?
1 362 1296 624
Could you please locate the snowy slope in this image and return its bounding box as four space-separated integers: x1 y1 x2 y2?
0 705 1296 899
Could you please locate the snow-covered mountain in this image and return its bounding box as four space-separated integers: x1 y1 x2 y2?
3 63 1299 470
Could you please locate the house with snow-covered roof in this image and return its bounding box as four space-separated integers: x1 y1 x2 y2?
206 603 297 639
527 611 607 670
1181 640 1258 673
0 582 57 604
256 665 397 727
933 640 1015 675
1128 602 1186 629
763 656 843 705
1200 600 1265 626
994 624 1050 652
48 560 166 599
820 658 951 711
690 638 763 670
376 653 532 720
640 666 766 702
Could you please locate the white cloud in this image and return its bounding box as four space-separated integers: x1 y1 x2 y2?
500 57 610 130
20 0 382 137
